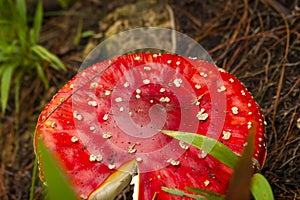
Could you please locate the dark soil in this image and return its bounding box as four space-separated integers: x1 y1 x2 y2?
0 0 299 199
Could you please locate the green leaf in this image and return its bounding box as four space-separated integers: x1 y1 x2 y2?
185 187 225 200
38 141 77 200
36 63 49 89
31 45 66 70
16 0 28 48
30 0 43 44
81 30 95 38
226 126 255 200
251 173 274 200
161 130 238 168
1 64 15 113
161 187 206 200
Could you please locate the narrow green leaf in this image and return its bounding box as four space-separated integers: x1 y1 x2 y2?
31 45 66 70
185 187 225 200
31 0 43 44
81 30 95 38
161 130 238 168
16 0 28 48
226 126 255 200
161 187 206 200
29 157 39 200
14 71 23 115
38 141 77 200
1 65 15 113
251 173 274 200
36 63 49 89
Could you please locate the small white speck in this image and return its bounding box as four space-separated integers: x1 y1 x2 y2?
103 113 109 121
82 72 86 76
103 132 112 139
247 121 252 129
173 78 183 87
218 68 225 72
196 108 209 121
200 72 208 78
136 89 141 94
222 131 231 140
153 54 158 58
128 146 137 154
243 142 248 147
167 158 180 166
258 137 263 142
179 141 189 150
198 150 207 158
51 122 57 128
229 78 234 83
176 61 180 65
195 101 200 106
71 136 79 143
60 98 65 102
135 94 141 99
90 126 95 131
119 107 124 112
136 157 143 162
70 84 74 89
89 154 97 162
143 79 150 84
88 100 97 107
90 154 103 162
159 97 170 103
231 107 238 115
217 86 226 93
80 194 88 199
258 144 262 147
248 103 252 107
105 90 111 96
241 90 246 96
144 66 151 71
159 88 166 93
195 84 201 89
90 82 98 88
108 164 116 169
167 60 172 64
150 100 154 103
73 111 83 121
248 112 252 115
204 180 210 186
129 112 133 117
134 56 141 61
115 97 122 102
123 82 129 88
264 121 267 125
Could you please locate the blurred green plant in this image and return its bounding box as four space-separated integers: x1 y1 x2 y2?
0 0 65 115
55 0 77 8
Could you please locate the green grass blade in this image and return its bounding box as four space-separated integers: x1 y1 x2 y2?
1 64 15 114
185 187 225 200
31 45 66 70
16 0 28 48
226 127 255 200
161 187 206 200
250 173 274 200
38 141 77 200
36 63 49 89
30 0 43 44
29 157 39 200
161 130 239 168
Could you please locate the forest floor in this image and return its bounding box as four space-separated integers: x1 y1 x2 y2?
0 0 299 199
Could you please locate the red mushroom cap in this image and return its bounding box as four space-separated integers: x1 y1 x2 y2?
34 53 266 199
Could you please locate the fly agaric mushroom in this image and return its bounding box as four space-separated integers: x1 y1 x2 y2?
34 53 266 199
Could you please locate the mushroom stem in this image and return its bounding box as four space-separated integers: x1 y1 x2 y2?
89 160 137 200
